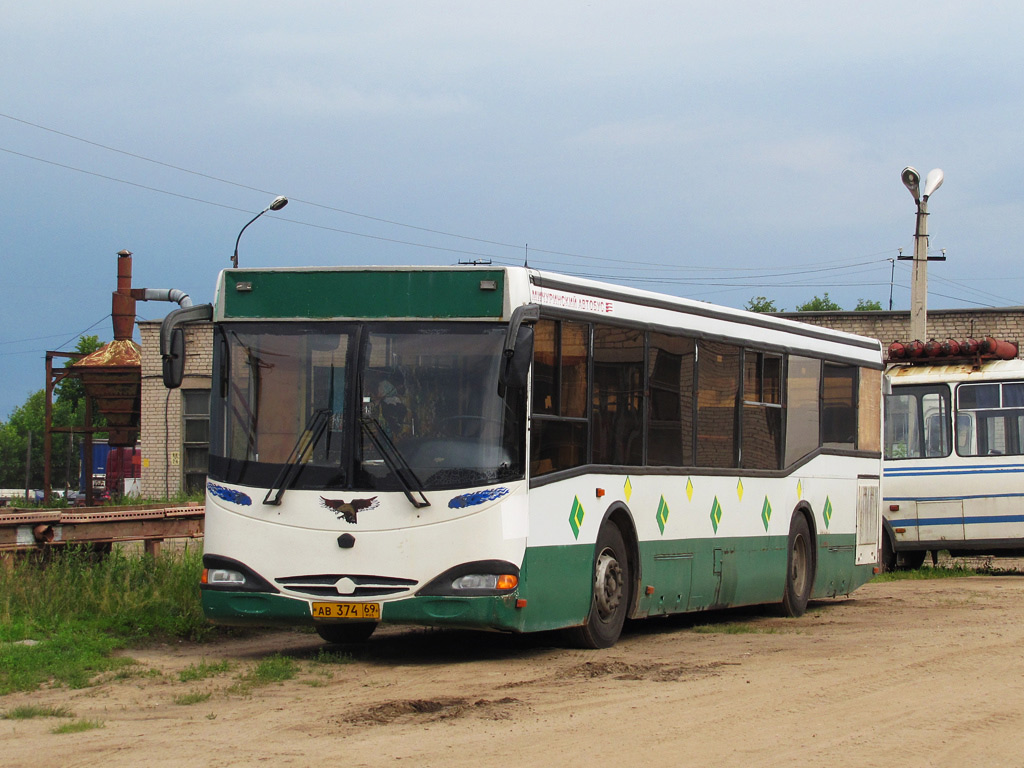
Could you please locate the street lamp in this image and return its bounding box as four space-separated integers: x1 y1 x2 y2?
899 166 944 341
231 195 288 268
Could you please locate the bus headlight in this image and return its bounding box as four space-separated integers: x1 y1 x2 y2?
202 568 247 586
418 560 521 596
451 574 518 591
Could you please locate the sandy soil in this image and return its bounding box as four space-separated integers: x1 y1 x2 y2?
5 574 1024 768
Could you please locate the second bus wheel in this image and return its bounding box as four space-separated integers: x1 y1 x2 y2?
568 523 631 649
781 514 814 618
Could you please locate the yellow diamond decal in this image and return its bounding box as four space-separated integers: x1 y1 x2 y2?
737 478 744 501
686 477 694 502
624 477 633 502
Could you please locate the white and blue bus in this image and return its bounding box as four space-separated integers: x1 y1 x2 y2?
163 266 883 647
883 349 1024 569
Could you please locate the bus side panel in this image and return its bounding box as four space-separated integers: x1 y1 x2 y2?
514 543 594 632
813 533 868 597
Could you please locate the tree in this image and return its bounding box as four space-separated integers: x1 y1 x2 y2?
795 293 842 312
745 296 780 313
854 298 882 312
0 336 107 492
55 335 105 410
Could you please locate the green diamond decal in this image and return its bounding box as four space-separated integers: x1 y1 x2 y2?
710 496 722 533
656 496 670 535
569 496 585 539
823 497 833 529
761 497 772 531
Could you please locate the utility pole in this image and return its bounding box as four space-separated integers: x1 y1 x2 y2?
900 166 944 342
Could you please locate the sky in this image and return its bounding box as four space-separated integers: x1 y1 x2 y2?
3 2 1024 419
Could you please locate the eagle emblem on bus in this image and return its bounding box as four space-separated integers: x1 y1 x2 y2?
320 496 379 524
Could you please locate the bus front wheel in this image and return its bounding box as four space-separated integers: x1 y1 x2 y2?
568 524 630 649
781 514 813 618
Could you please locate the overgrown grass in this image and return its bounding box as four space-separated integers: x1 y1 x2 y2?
174 691 213 706
51 718 104 734
0 544 211 694
227 654 299 695
873 564 984 582
178 659 232 683
2 704 73 720
310 648 353 666
691 623 778 635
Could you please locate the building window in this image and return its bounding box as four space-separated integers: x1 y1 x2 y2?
183 389 210 494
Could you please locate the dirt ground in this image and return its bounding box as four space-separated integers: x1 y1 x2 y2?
5 571 1024 768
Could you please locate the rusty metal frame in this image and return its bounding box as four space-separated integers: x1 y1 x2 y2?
0 503 204 558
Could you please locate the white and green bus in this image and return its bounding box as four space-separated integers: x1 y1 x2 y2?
162 266 883 648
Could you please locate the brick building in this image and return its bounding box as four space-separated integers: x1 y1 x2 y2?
138 320 213 498
776 306 1024 351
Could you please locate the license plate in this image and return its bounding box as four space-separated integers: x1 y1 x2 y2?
311 602 380 620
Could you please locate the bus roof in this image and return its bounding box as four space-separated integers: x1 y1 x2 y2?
215 265 883 368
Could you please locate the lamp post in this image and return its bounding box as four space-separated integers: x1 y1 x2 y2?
231 195 288 268
899 167 944 342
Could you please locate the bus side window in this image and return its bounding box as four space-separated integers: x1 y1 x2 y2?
822 364 857 448
957 412 975 455
922 392 950 458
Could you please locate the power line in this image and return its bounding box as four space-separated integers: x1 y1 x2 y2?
0 112 914 276
7 110 1022 310
0 315 111 357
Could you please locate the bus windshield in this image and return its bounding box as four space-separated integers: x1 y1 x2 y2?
208 321 525 493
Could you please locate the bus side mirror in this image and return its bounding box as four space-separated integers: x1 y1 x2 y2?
502 324 534 393
498 303 540 396
159 303 213 389
163 328 185 389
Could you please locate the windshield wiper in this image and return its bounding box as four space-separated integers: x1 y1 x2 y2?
263 409 331 506
360 417 430 509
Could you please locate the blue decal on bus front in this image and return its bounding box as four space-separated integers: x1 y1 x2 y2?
448 487 510 509
207 482 252 506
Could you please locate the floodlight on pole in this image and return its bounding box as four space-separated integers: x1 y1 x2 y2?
900 166 943 342
231 196 289 269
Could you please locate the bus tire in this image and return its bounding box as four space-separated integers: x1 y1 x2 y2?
781 514 813 618
898 550 926 570
568 523 630 649
315 622 377 644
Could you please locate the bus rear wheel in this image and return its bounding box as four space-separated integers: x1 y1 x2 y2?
315 622 377 644
781 514 813 618
898 550 927 570
568 524 630 649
